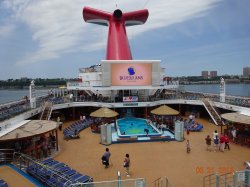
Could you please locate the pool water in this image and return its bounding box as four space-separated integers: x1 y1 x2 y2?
116 117 161 137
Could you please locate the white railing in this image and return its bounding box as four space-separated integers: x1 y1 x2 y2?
69 178 146 187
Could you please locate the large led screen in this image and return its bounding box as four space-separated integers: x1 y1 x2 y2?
111 63 152 86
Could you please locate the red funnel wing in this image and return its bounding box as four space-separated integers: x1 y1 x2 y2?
124 9 149 26
83 7 111 26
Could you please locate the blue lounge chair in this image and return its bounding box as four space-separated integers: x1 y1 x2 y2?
188 124 203 131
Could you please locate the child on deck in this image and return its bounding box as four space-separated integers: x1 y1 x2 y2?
186 140 191 153
205 135 212 151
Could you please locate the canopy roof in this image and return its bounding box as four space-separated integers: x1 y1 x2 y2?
151 105 179 116
221 112 250 126
0 120 58 141
90 107 118 118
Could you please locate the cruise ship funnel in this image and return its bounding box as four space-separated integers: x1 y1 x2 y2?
83 6 149 60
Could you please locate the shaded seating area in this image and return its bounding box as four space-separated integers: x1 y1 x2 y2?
0 120 59 160
221 112 250 148
0 179 8 187
89 107 118 134
27 158 93 186
63 119 92 140
150 105 180 132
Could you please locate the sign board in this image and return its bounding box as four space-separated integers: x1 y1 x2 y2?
111 63 152 86
123 96 138 102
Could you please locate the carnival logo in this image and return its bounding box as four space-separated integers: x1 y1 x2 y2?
119 66 143 81
128 67 136 75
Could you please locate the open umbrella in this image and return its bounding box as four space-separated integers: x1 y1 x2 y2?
150 105 179 116
90 107 118 118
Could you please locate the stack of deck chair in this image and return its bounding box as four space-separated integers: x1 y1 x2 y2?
27 158 93 187
0 179 8 187
63 119 92 140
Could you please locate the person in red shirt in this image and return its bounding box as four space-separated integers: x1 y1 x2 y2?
224 134 230 150
219 135 226 152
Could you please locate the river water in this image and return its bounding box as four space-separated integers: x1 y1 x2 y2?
182 84 250 97
0 89 50 104
0 84 249 104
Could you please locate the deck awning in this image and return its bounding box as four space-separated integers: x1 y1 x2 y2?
221 112 250 125
0 120 58 141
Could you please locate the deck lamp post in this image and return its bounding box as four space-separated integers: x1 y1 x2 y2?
29 80 36 109
219 77 225 103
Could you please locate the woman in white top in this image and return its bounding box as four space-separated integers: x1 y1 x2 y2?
231 128 237 142
213 130 219 140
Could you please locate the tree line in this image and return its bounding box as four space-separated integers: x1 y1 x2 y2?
0 78 78 89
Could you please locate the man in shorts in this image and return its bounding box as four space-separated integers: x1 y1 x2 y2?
102 148 111 168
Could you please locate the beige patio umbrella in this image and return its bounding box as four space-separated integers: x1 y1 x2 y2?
151 105 179 116
90 107 118 118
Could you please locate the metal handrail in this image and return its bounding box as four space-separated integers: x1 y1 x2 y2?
219 172 233 187
69 178 145 187
203 173 217 187
152 177 161 187
152 176 174 187
12 152 74 187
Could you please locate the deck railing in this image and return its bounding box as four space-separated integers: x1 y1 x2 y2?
203 170 250 187
0 90 249 122
69 178 146 187
64 91 250 108
0 94 50 122
152 176 174 187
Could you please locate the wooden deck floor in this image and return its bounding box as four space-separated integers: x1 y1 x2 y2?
53 118 250 187
0 165 36 187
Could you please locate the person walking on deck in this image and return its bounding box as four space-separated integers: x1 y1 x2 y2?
224 134 230 150
124 153 130 177
102 148 111 168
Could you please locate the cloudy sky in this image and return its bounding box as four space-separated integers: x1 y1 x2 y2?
0 0 250 79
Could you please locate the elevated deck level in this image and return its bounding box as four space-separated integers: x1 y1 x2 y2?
1 90 250 138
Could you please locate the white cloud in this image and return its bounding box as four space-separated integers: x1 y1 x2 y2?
2 0 221 65
0 24 15 38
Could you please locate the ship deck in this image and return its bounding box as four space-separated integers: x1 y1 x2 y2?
51 117 250 187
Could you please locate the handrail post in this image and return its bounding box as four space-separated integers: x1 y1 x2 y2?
166 177 169 187
117 170 121 187
233 172 236 187
246 170 250 187
160 177 163 187
215 173 219 187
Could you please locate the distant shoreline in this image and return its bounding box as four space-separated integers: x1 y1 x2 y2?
0 85 61 90
180 82 250 85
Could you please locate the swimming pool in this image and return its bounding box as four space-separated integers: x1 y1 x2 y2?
116 117 162 138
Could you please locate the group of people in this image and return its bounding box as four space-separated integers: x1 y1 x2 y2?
101 148 131 177
205 130 230 152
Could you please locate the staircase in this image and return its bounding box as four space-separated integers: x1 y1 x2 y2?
40 101 53 120
84 90 94 96
150 89 159 96
203 98 224 127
